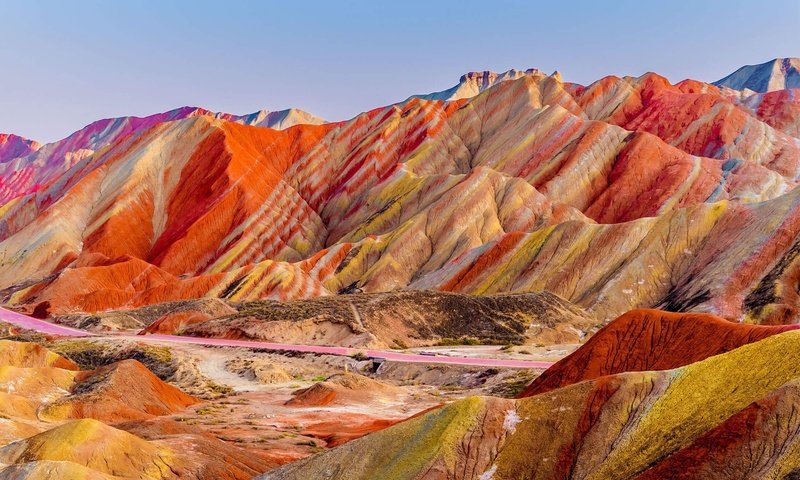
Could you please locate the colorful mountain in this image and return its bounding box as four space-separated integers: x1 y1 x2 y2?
4 58 800 479
1 60 800 328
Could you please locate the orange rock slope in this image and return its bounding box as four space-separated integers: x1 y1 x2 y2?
0 339 275 479
1 61 800 325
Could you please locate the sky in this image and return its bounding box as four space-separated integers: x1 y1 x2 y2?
2 0 799 142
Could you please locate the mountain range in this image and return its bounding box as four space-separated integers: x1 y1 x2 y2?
1 59 800 325
3 57 800 480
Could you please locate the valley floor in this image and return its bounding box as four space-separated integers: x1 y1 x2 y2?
0 310 558 477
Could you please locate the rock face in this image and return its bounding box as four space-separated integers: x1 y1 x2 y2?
0 339 275 479
714 58 800 92
181 290 596 347
263 329 800 480
411 68 547 101
2 62 800 326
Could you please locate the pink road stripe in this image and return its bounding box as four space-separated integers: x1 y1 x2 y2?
0 307 554 369
0 307 90 337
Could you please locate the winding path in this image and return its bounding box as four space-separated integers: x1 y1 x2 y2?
0 306 555 369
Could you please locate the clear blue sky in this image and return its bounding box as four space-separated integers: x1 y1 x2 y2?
2 0 798 142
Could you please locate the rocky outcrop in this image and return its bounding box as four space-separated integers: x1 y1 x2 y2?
410 68 547 101
181 290 596 347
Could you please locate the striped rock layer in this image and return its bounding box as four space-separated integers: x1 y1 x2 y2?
1 65 800 324
519 308 800 397
0 134 40 163
0 106 322 206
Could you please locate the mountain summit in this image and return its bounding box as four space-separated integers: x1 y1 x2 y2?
714 57 800 92
411 68 553 101
0 134 40 163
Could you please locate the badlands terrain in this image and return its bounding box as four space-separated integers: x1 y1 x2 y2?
1 57 800 478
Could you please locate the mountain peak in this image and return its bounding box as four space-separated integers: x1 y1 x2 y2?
218 108 325 130
458 68 544 84
0 133 41 163
413 68 552 101
713 57 800 92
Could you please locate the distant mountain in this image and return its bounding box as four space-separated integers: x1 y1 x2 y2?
714 57 800 92
263 322 800 480
0 106 323 205
411 68 561 101
220 108 324 130
0 134 40 163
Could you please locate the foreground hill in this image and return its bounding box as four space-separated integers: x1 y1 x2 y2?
0 339 275 479
2 61 800 325
263 327 800 480
520 309 800 396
